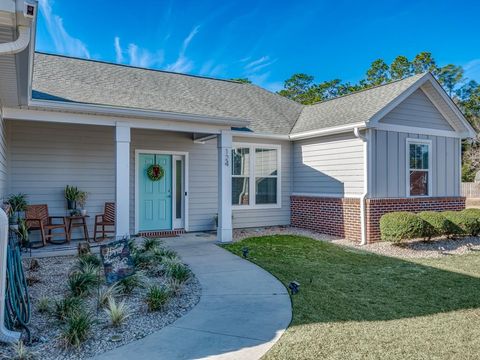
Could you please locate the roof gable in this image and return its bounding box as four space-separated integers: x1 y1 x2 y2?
379 88 454 131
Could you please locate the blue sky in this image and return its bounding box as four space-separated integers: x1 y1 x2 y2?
36 0 480 92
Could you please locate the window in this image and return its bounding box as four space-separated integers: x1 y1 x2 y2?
232 144 280 208
407 139 431 197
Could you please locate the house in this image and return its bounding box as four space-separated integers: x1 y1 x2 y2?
0 2 475 245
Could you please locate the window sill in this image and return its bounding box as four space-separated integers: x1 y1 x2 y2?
232 203 282 210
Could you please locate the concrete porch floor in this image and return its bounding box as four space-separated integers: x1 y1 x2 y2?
92 232 292 360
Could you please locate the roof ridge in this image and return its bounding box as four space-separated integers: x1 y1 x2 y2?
35 51 247 85
304 72 427 107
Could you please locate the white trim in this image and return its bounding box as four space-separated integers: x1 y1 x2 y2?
232 130 290 140
353 127 369 245
134 149 189 234
232 142 282 210
406 138 433 198
289 122 365 140
172 155 186 229
374 123 466 138
4 107 225 134
27 99 250 127
291 192 363 199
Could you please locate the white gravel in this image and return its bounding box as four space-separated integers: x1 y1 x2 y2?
0 249 201 360
233 226 480 259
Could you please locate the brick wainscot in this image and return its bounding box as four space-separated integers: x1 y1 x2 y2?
290 196 361 241
291 195 465 243
366 197 465 242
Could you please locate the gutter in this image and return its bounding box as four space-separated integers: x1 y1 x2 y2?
0 25 30 55
27 99 251 128
290 122 366 140
353 127 369 245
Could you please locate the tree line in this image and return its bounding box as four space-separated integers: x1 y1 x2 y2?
234 52 480 181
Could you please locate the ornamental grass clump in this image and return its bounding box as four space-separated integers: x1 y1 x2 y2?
9 340 38 360
380 212 425 243
145 285 171 312
104 297 131 327
36 296 51 314
417 211 454 240
142 237 162 252
54 296 83 322
164 259 191 283
68 264 100 297
98 283 123 307
116 271 148 294
78 253 101 268
60 310 92 348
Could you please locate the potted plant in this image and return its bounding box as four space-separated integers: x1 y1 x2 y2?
7 193 27 228
78 191 88 216
16 218 29 248
65 185 80 211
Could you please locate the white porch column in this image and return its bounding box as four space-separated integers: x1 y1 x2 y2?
217 130 233 243
115 122 131 239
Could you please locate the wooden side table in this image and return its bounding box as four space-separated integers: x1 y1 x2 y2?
67 215 90 242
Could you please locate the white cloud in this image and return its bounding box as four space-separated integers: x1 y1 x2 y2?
38 0 90 58
113 37 163 68
244 56 277 74
114 37 123 63
464 59 480 82
166 25 200 73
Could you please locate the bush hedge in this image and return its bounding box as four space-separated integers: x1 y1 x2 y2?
380 209 480 242
380 212 426 243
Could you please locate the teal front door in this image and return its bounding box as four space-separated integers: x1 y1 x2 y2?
139 154 172 231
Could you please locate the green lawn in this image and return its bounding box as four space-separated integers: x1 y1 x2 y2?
224 235 480 360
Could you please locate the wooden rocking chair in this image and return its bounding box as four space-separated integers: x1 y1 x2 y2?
25 204 70 246
93 202 115 242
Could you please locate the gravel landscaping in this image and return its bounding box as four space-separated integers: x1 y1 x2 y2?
234 226 480 258
0 239 201 360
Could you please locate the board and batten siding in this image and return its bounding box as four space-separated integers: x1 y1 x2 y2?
292 133 364 196
231 136 292 228
370 129 460 198
8 121 115 239
380 88 454 131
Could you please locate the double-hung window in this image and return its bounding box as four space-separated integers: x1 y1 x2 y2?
232 144 280 208
407 139 432 197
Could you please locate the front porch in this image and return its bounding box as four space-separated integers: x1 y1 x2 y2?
5 119 234 245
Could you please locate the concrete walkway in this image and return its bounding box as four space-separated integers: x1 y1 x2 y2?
94 233 292 360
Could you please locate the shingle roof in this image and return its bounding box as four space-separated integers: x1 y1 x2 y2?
31 53 428 136
291 73 426 134
32 53 303 135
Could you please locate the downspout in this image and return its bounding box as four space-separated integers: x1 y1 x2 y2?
354 127 368 245
0 25 31 55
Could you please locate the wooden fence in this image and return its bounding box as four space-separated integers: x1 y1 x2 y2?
461 182 480 198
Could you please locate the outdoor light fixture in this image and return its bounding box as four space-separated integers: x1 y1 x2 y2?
242 247 249 258
289 281 300 295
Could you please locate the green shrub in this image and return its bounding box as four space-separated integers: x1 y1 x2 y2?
417 211 453 240
461 209 480 236
379 212 425 243
60 310 92 348
442 211 469 236
145 285 171 312
68 267 100 297
54 296 83 321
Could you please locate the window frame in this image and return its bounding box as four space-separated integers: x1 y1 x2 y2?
406 138 432 198
232 143 282 210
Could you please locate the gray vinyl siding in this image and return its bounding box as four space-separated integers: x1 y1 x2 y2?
380 89 454 131
370 129 460 198
0 114 8 198
131 129 218 233
8 121 115 240
231 137 292 228
292 133 364 196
